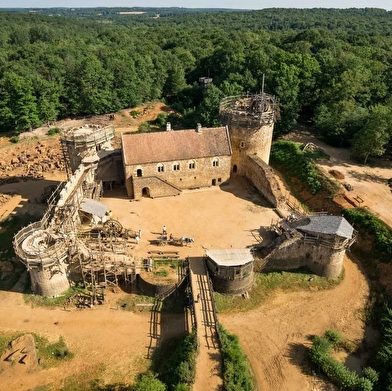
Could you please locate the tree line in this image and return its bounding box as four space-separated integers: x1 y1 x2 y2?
0 8 392 161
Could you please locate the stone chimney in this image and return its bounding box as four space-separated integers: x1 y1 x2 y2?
196 123 202 133
166 122 171 131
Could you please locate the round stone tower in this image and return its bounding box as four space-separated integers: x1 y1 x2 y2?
219 93 279 175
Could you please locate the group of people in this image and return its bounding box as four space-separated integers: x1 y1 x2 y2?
136 225 194 246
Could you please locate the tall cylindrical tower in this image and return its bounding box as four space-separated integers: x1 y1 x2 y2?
219 93 279 175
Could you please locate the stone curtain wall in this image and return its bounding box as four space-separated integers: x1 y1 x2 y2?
262 236 306 272
263 236 345 279
137 274 176 296
95 150 124 183
245 155 284 208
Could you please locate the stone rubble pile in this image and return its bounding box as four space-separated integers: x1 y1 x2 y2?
0 139 65 179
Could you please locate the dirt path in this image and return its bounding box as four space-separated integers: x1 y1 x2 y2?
285 130 392 227
220 255 369 391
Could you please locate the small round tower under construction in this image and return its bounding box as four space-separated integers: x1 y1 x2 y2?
219 93 279 176
13 185 71 297
61 124 115 176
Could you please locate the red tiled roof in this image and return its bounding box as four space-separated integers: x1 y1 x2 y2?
122 126 231 165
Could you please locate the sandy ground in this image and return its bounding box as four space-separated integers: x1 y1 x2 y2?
0 291 154 390
101 179 277 260
220 255 369 391
286 130 392 227
0 109 378 390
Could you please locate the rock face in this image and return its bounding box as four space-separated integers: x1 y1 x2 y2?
0 334 39 373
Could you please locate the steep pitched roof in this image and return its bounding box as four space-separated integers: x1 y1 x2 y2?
206 249 253 267
296 216 354 239
122 126 231 165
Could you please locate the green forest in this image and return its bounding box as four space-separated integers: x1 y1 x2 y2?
1 7 392 161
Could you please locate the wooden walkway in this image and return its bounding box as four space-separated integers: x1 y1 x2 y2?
189 257 223 391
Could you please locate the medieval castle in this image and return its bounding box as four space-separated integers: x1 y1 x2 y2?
13 93 356 297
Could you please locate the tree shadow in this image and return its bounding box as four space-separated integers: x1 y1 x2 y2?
346 170 390 185
286 339 314 377
0 177 63 293
219 175 273 207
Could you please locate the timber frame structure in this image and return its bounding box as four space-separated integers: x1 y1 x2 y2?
13 127 142 297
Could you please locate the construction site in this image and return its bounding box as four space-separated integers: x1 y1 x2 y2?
12 93 357 301
0 96 375 391
12 124 138 299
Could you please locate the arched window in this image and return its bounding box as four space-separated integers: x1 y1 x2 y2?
173 162 180 171
137 168 142 177
188 160 195 169
212 157 219 167
157 163 165 173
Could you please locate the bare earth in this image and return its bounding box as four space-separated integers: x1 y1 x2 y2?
285 130 392 228
0 291 153 390
0 108 380 390
220 255 369 391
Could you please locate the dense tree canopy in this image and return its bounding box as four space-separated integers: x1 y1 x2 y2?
1 7 392 158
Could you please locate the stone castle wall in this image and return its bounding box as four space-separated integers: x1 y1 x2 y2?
263 236 345 279
245 155 285 208
137 274 176 296
124 155 231 199
133 176 181 199
95 150 124 183
228 122 274 175
29 264 70 296
211 271 254 295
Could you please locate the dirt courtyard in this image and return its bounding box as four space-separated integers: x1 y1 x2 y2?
101 177 278 260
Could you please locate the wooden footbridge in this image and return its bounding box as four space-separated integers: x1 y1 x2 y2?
189 257 223 390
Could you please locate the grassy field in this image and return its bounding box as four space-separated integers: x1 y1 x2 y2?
214 268 345 313
0 331 73 368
